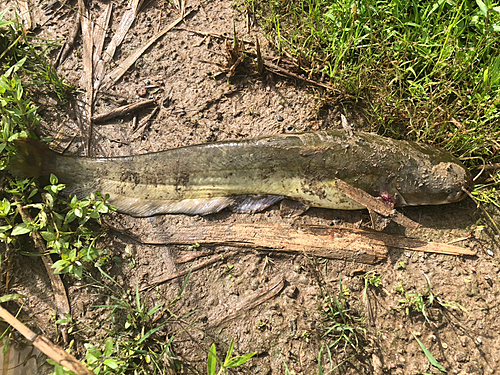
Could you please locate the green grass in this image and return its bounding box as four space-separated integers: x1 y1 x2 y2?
246 0 500 163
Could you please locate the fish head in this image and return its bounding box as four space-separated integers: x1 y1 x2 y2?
394 160 472 207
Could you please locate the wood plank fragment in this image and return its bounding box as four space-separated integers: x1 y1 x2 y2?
105 217 388 264
104 215 476 263
91 99 155 123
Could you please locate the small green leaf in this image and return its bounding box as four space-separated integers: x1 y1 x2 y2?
103 358 119 369
49 174 58 185
225 338 235 364
413 333 447 373
476 0 488 16
224 352 257 369
40 231 57 242
52 259 70 274
104 338 113 356
11 223 31 236
207 344 216 375
0 293 26 303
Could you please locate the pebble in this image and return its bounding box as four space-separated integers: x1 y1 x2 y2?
276 115 284 122
284 285 298 299
476 337 482 345
487 249 494 257
404 252 411 258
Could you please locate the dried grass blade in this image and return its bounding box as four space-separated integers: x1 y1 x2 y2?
102 10 193 90
92 2 112 69
211 277 285 326
265 60 340 92
133 106 159 134
93 0 141 95
55 11 80 68
79 0 94 155
92 98 155 123
255 37 264 75
15 0 32 30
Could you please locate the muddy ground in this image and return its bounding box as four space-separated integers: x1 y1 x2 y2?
4 0 500 374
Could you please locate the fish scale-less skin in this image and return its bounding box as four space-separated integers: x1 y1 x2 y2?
11 131 471 217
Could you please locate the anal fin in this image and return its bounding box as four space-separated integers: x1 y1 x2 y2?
110 196 235 217
230 195 284 213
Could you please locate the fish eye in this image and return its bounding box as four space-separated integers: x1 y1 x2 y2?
446 188 452 194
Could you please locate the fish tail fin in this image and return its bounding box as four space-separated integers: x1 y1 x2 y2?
9 138 55 179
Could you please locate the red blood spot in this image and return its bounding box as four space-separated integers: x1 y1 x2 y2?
379 191 395 208
329 230 338 239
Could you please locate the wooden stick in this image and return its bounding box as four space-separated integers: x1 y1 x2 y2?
17 206 71 343
332 178 421 230
0 306 93 375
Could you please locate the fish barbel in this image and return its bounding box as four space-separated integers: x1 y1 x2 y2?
10 131 471 217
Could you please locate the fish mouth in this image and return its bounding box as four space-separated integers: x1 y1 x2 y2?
445 189 466 203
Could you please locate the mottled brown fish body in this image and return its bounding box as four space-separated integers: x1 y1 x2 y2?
11 131 471 217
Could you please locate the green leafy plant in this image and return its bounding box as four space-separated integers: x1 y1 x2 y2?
321 277 366 351
207 338 256 375
395 274 466 325
0 9 73 101
0 24 113 279
51 269 193 375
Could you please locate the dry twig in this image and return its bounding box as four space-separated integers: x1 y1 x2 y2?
332 178 421 230
141 251 236 291
16 206 71 343
55 11 80 68
92 99 155 123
